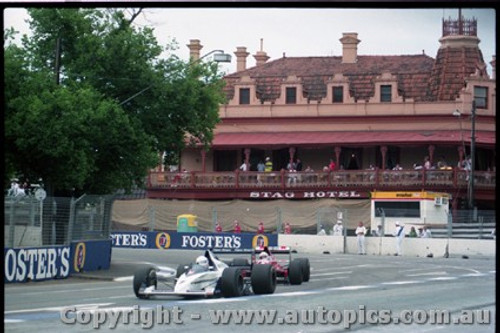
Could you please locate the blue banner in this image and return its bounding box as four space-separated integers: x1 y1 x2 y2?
4 239 112 283
4 246 71 283
70 239 112 273
110 231 278 251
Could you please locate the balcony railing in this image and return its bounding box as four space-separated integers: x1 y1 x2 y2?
148 169 495 191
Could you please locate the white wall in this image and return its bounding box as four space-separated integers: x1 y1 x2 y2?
278 234 495 257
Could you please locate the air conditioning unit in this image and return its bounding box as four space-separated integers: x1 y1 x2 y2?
434 197 442 206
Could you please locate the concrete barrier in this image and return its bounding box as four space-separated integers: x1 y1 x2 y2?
278 235 495 257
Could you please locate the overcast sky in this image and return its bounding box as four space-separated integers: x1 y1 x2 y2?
3 7 496 75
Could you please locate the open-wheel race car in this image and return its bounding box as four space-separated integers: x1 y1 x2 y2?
251 246 310 285
133 249 276 299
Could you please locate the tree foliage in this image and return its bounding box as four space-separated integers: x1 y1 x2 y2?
4 8 225 195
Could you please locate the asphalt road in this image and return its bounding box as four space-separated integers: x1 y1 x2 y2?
4 248 495 332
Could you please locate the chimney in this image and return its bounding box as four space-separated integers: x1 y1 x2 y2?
187 39 203 61
339 33 360 64
253 38 270 66
491 56 496 80
234 46 250 72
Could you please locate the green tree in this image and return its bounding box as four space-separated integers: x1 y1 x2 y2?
4 8 225 195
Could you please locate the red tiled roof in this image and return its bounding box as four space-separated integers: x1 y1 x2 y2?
223 46 487 103
212 131 495 148
224 55 435 103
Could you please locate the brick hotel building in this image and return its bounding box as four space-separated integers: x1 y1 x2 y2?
140 14 495 232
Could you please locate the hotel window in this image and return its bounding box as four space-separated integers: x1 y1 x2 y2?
380 85 392 102
474 86 488 109
239 88 250 105
333 86 344 103
286 87 297 104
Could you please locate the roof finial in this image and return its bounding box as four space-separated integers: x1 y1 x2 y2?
260 38 264 52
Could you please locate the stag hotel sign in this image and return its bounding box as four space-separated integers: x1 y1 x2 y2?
249 190 366 199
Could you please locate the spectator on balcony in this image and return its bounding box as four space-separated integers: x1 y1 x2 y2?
424 156 431 170
286 160 296 171
239 161 248 172
328 159 336 171
257 160 266 172
257 222 265 234
233 220 242 233
295 158 303 172
392 164 403 171
408 226 418 238
215 222 222 233
265 157 273 172
284 222 292 234
413 163 423 170
347 154 359 170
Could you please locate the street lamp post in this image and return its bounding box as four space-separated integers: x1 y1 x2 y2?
468 100 476 211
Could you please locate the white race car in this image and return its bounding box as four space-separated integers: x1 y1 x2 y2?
133 249 276 299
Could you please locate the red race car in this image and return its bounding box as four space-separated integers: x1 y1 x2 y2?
251 246 310 285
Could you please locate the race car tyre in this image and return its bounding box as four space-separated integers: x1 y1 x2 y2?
230 258 250 266
133 266 157 299
288 259 303 285
221 267 244 297
251 264 277 294
297 258 310 282
176 262 191 278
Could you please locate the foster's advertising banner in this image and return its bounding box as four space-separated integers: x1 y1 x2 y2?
110 231 278 251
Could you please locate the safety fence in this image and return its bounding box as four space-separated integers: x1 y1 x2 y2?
4 194 114 248
110 198 495 240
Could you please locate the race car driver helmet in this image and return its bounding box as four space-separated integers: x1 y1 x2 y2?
196 256 209 269
258 252 269 260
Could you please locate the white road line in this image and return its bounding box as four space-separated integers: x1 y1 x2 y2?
268 291 319 297
113 276 134 282
312 276 349 281
427 277 458 281
406 271 448 277
177 298 247 304
381 280 424 285
5 319 25 323
310 271 352 277
328 285 375 291
5 303 114 315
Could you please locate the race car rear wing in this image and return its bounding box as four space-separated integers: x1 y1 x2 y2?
254 246 292 254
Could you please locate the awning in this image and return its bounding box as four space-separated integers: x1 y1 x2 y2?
211 131 495 148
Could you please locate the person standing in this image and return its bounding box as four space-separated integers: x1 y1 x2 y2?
215 222 222 233
355 222 367 255
421 226 432 238
284 222 292 234
333 220 343 236
265 157 273 172
257 222 265 234
233 220 241 233
393 221 405 256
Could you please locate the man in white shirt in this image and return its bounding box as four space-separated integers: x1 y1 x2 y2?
355 222 367 255
333 220 343 236
393 221 405 256
421 226 432 238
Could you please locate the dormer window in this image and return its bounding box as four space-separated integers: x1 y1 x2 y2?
474 86 488 109
380 85 392 102
333 86 344 103
239 88 250 105
286 87 297 104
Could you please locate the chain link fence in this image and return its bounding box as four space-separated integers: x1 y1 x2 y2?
4 194 114 248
